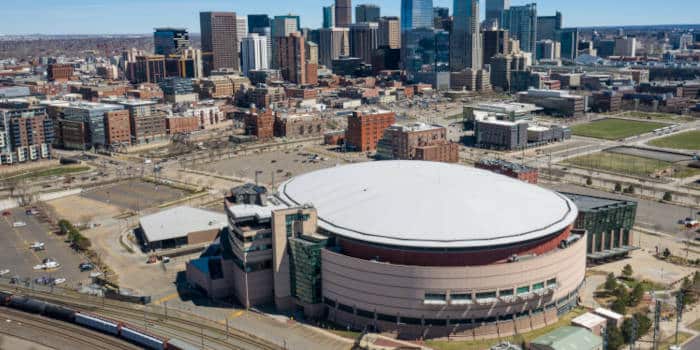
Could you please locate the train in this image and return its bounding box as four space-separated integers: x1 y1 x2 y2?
0 290 199 350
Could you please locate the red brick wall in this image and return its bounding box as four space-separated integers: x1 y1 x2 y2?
166 116 199 134
346 111 396 152
104 110 131 145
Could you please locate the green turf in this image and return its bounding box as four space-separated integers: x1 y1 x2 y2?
563 152 700 178
648 130 700 150
571 119 668 140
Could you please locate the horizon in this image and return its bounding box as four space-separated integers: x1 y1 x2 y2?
1 0 700 35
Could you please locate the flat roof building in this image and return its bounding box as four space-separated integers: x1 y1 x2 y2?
139 206 228 251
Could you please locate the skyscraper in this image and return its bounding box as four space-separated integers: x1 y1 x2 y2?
537 12 562 41
236 16 249 47
558 28 579 62
247 14 271 34
319 27 350 68
504 3 537 54
451 0 482 71
241 33 270 76
154 28 190 56
322 5 335 28
485 0 510 28
271 15 300 69
200 12 239 75
379 16 401 49
400 0 434 32
349 22 380 64
356 4 381 23
274 33 306 84
483 29 509 64
335 0 352 28
433 7 450 31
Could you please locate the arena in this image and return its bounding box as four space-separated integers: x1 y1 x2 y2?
277 161 586 339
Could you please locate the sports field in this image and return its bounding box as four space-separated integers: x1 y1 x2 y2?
648 130 700 150
564 152 700 178
571 119 667 140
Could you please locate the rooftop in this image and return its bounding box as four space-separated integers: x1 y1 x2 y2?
139 206 228 243
572 313 607 329
277 161 578 249
531 326 602 350
562 193 636 212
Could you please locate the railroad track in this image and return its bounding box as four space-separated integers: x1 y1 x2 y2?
2 284 279 350
0 306 139 350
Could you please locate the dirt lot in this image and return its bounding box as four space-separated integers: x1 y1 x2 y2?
81 179 188 211
47 195 123 224
589 250 696 286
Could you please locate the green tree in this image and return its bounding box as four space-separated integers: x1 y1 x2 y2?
663 192 673 201
622 264 634 279
614 183 622 192
629 284 644 307
586 177 593 186
622 313 652 343
614 285 630 305
605 273 617 291
607 326 624 350
662 248 671 258
612 297 627 315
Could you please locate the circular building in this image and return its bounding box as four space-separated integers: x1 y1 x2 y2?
278 161 586 339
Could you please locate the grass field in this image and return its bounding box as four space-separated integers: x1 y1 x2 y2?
426 308 586 350
624 112 695 123
564 152 700 178
5 165 91 181
572 119 667 140
648 130 700 150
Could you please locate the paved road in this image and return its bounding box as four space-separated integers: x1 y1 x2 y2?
683 335 700 350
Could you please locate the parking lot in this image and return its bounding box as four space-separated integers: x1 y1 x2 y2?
197 148 355 186
0 207 90 287
81 179 188 211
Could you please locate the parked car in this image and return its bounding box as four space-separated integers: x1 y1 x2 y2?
0 269 10 276
12 221 27 228
2 211 11 217
79 262 94 272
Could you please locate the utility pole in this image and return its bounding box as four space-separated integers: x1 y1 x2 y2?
653 300 661 350
630 316 638 350
676 291 684 346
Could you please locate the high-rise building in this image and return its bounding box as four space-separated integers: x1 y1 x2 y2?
322 5 335 28
504 3 537 53
451 0 482 71
483 29 509 64
485 0 510 28
154 28 190 56
558 28 579 62
537 12 562 41
306 41 319 64
402 28 450 88
274 33 306 84
319 27 350 68
241 33 270 76
400 0 434 32
200 12 239 75
535 40 561 61
272 15 300 37
379 17 401 49
356 4 380 23
236 16 249 48
349 22 380 64
248 14 271 34
432 7 450 31
614 37 637 57
335 0 352 28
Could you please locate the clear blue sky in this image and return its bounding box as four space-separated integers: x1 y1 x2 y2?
1 0 698 35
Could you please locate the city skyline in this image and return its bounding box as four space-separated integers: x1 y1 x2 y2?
1 0 700 35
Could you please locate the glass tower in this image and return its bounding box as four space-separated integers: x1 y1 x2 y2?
400 0 434 32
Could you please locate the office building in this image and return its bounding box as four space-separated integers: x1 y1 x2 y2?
516 89 586 118
483 29 509 64
536 40 561 61
272 15 300 37
200 12 240 74
451 0 482 71
346 109 396 152
47 64 73 82
322 5 335 28
127 55 167 84
485 0 510 28
319 27 350 68
154 28 190 56
0 106 53 165
248 14 271 34
356 4 380 23
159 77 197 104
335 0 352 27
236 16 248 48
376 122 458 163
402 28 450 78
274 33 306 85
306 41 319 64
433 7 450 30
537 12 562 41
371 46 401 72
379 17 401 49
450 69 491 92
349 22 380 64
614 37 637 57
558 28 579 62
241 34 270 76
504 3 537 53
401 0 434 31
62 102 127 150
109 99 165 144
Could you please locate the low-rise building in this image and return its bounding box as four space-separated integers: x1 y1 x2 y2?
572 312 607 336
516 89 586 117
166 116 200 134
243 106 275 140
346 109 395 152
138 206 228 251
376 122 458 163
274 113 324 139
530 326 602 350
475 159 538 184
